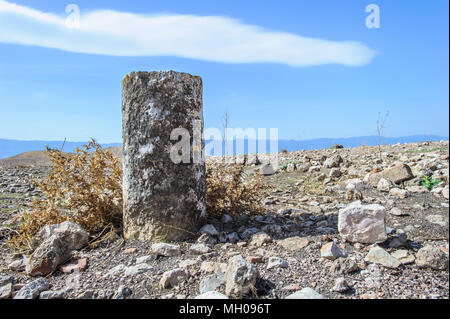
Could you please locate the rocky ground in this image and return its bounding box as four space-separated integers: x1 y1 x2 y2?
0 140 448 299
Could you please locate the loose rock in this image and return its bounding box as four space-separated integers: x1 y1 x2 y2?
14 278 50 299
26 235 71 276
277 237 309 250
199 272 225 294
320 241 345 260
249 232 272 246
285 287 325 299
267 257 289 270
0 283 13 299
151 243 181 257
224 255 259 296
381 164 414 184
415 245 449 270
160 268 190 288
332 277 350 293
338 202 387 244
365 246 401 269
33 221 88 250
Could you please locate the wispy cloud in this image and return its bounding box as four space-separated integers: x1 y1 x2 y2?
0 0 376 67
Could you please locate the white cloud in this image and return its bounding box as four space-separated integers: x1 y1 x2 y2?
0 0 376 67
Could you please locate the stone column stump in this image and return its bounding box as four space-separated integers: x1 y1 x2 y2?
122 71 206 241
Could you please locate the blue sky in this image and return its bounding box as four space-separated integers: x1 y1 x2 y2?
0 0 448 143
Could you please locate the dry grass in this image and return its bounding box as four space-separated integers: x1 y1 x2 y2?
299 175 326 195
9 139 122 250
206 164 268 218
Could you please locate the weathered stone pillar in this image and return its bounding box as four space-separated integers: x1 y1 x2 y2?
122 71 206 241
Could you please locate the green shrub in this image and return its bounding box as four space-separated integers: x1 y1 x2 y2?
421 175 442 191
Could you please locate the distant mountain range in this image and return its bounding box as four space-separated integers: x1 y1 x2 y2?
0 139 121 159
0 135 448 159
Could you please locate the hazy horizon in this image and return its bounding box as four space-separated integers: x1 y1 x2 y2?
1 134 448 159
1 133 449 145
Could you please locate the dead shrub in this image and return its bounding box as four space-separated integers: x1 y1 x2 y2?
10 139 122 250
206 164 268 218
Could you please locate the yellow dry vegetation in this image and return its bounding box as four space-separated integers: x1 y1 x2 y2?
10 139 122 249
206 164 268 218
